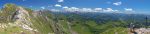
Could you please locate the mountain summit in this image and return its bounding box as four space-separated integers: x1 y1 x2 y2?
0 3 47 34
0 3 71 34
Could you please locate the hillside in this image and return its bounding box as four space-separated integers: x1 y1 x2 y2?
0 3 53 34
0 3 150 34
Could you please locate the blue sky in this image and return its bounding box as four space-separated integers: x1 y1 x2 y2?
0 0 150 14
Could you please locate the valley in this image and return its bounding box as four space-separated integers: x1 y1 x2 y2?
0 3 150 34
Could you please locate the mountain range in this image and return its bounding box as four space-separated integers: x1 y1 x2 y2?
0 3 150 34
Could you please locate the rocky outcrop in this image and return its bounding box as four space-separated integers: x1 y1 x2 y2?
14 7 34 31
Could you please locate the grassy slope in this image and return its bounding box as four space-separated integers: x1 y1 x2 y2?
1 3 148 34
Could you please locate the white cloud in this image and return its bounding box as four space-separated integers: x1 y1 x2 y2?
70 7 79 10
51 9 60 12
81 8 93 12
58 0 64 2
102 8 120 13
124 8 134 14
64 7 80 12
113 10 119 11
124 8 133 11
63 7 94 12
103 8 113 12
113 10 121 13
113 1 122 6
94 8 102 11
62 6 121 13
63 6 69 9
41 6 45 9
55 4 62 7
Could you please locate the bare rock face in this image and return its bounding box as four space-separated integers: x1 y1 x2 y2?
15 7 34 31
0 3 39 34
134 28 150 34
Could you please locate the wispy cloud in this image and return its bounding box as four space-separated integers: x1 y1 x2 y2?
64 7 80 12
40 6 45 9
55 4 62 7
113 1 122 6
81 8 93 12
62 6 119 12
58 0 64 2
94 8 102 11
102 8 119 13
63 6 69 9
124 8 133 11
51 9 60 12
103 8 114 12
63 7 93 12
124 8 135 14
